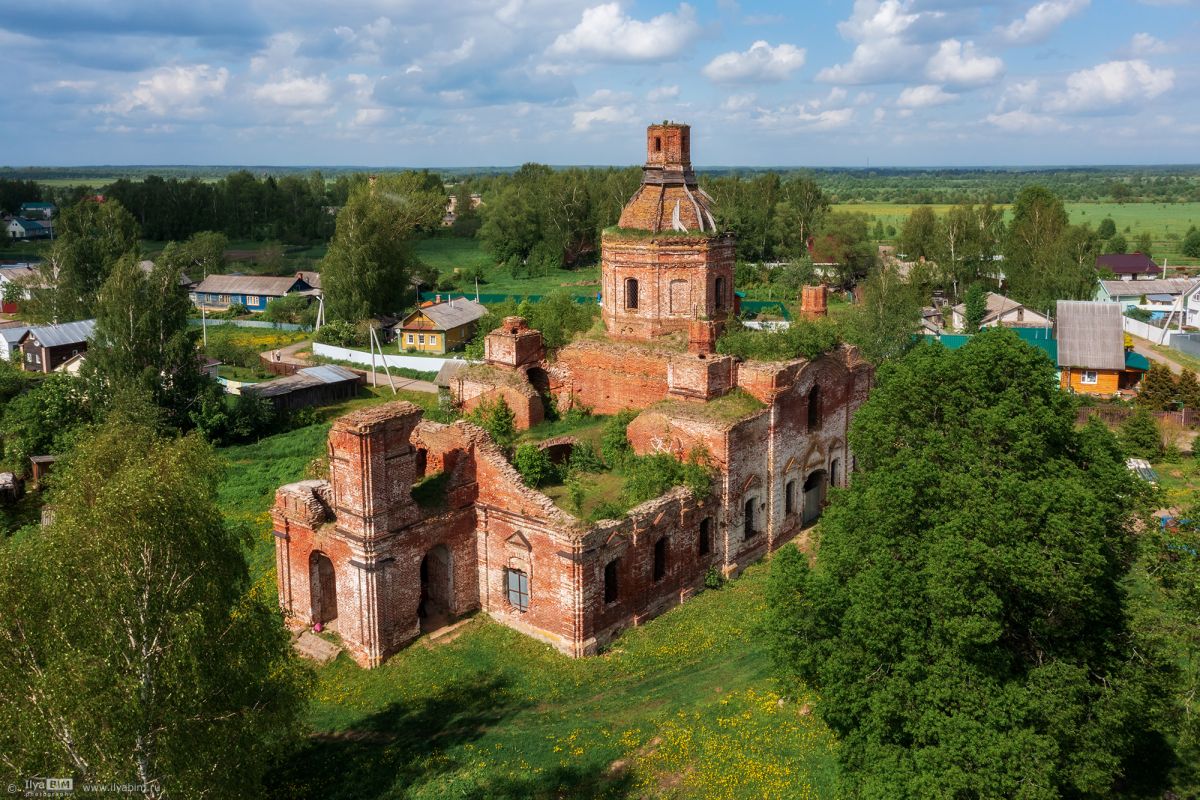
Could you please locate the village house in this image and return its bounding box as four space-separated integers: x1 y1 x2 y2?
0 325 29 360
1056 300 1147 396
0 264 40 313
1094 277 1200 326
191 273 313 313
5 217 52 241
17 202 55 220
17 319 95 374
948 292 1052 331
271 123 872 667
398 298 487 354
1095 252 1159 281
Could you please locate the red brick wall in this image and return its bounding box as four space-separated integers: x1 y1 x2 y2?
600 234 736 341
484 317 545 368
555 340 673 415
456 381 544 430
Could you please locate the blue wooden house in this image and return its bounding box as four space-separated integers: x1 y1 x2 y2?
191 273 314 313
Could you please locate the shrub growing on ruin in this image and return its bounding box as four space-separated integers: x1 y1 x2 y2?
716 318 841 362
469 396 517 452
513 444 554 488
599 409 638 467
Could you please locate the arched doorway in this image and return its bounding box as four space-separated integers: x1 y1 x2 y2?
309 551 338 627
802 470 827 527
419 544 453 632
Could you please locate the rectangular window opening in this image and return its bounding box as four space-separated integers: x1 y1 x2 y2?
604 558 619 604
505 568 529 612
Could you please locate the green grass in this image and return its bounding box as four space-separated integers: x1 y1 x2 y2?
217 364 273 382
218 410 837 799
265 560 836 800
1151 345 1200 374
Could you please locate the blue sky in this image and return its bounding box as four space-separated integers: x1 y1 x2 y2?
3 0 1197 167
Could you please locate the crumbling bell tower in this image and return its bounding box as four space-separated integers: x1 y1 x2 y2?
601 123 736 346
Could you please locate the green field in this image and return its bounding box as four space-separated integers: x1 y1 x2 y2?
219 418 837 800
835 201 1200 262
413 236 600 297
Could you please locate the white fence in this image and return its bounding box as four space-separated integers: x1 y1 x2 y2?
1123 316 1179 344
312 342 477 373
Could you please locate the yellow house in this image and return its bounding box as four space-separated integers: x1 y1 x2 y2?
399 298 487 354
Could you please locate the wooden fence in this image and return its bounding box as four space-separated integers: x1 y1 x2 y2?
1077 406 1199 427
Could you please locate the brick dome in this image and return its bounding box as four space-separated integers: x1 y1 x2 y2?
616 123 718 234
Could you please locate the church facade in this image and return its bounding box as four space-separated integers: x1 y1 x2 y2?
272 124 872 666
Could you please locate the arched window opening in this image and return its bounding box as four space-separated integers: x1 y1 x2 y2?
653 538 667 581
604 558 620 603
654 136 662 153
785 480 796 515
625 278 639 310
699 518 711 556
744 498 757 538
714 276 726 310
802 471 827 527
807 385 821 430
830 459 840 488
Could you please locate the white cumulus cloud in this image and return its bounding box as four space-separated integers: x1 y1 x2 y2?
1044 59 1174 112
999 0 1090 44
253 71 333 107
548 3 699 62
702 40 806 83
1130 32 1174 55
926 39 1003 87
571 105 628 131
105 64 229 117
896 84 954 108
816 0 926 84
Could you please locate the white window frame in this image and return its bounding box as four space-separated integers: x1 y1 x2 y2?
1081 370 1099 385
406 334 414 344
418 334 426 345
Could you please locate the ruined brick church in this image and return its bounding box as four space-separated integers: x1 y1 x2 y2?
272 124 872 667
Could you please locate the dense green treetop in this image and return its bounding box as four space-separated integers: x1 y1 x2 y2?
766 329 1167 798
321 172 445 322
26 198 140 323
0 422 310 796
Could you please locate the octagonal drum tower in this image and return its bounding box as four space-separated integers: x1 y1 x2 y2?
601 123 736 342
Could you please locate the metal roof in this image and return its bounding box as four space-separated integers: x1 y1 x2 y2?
1056 301 1125 370
299 365 358 384
242 364 360 398
1098 278 1198 298
1095 253 1157 273
434 360 467 387
23 319 96 349
295 270 321 290
1 326 30 344
405 299 488 331
192 273 306 297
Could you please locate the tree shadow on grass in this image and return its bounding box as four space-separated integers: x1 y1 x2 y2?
265 672 527 800
456 763 636 800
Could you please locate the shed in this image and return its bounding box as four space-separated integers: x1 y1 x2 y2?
241 364 363 411
30 454 58 487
